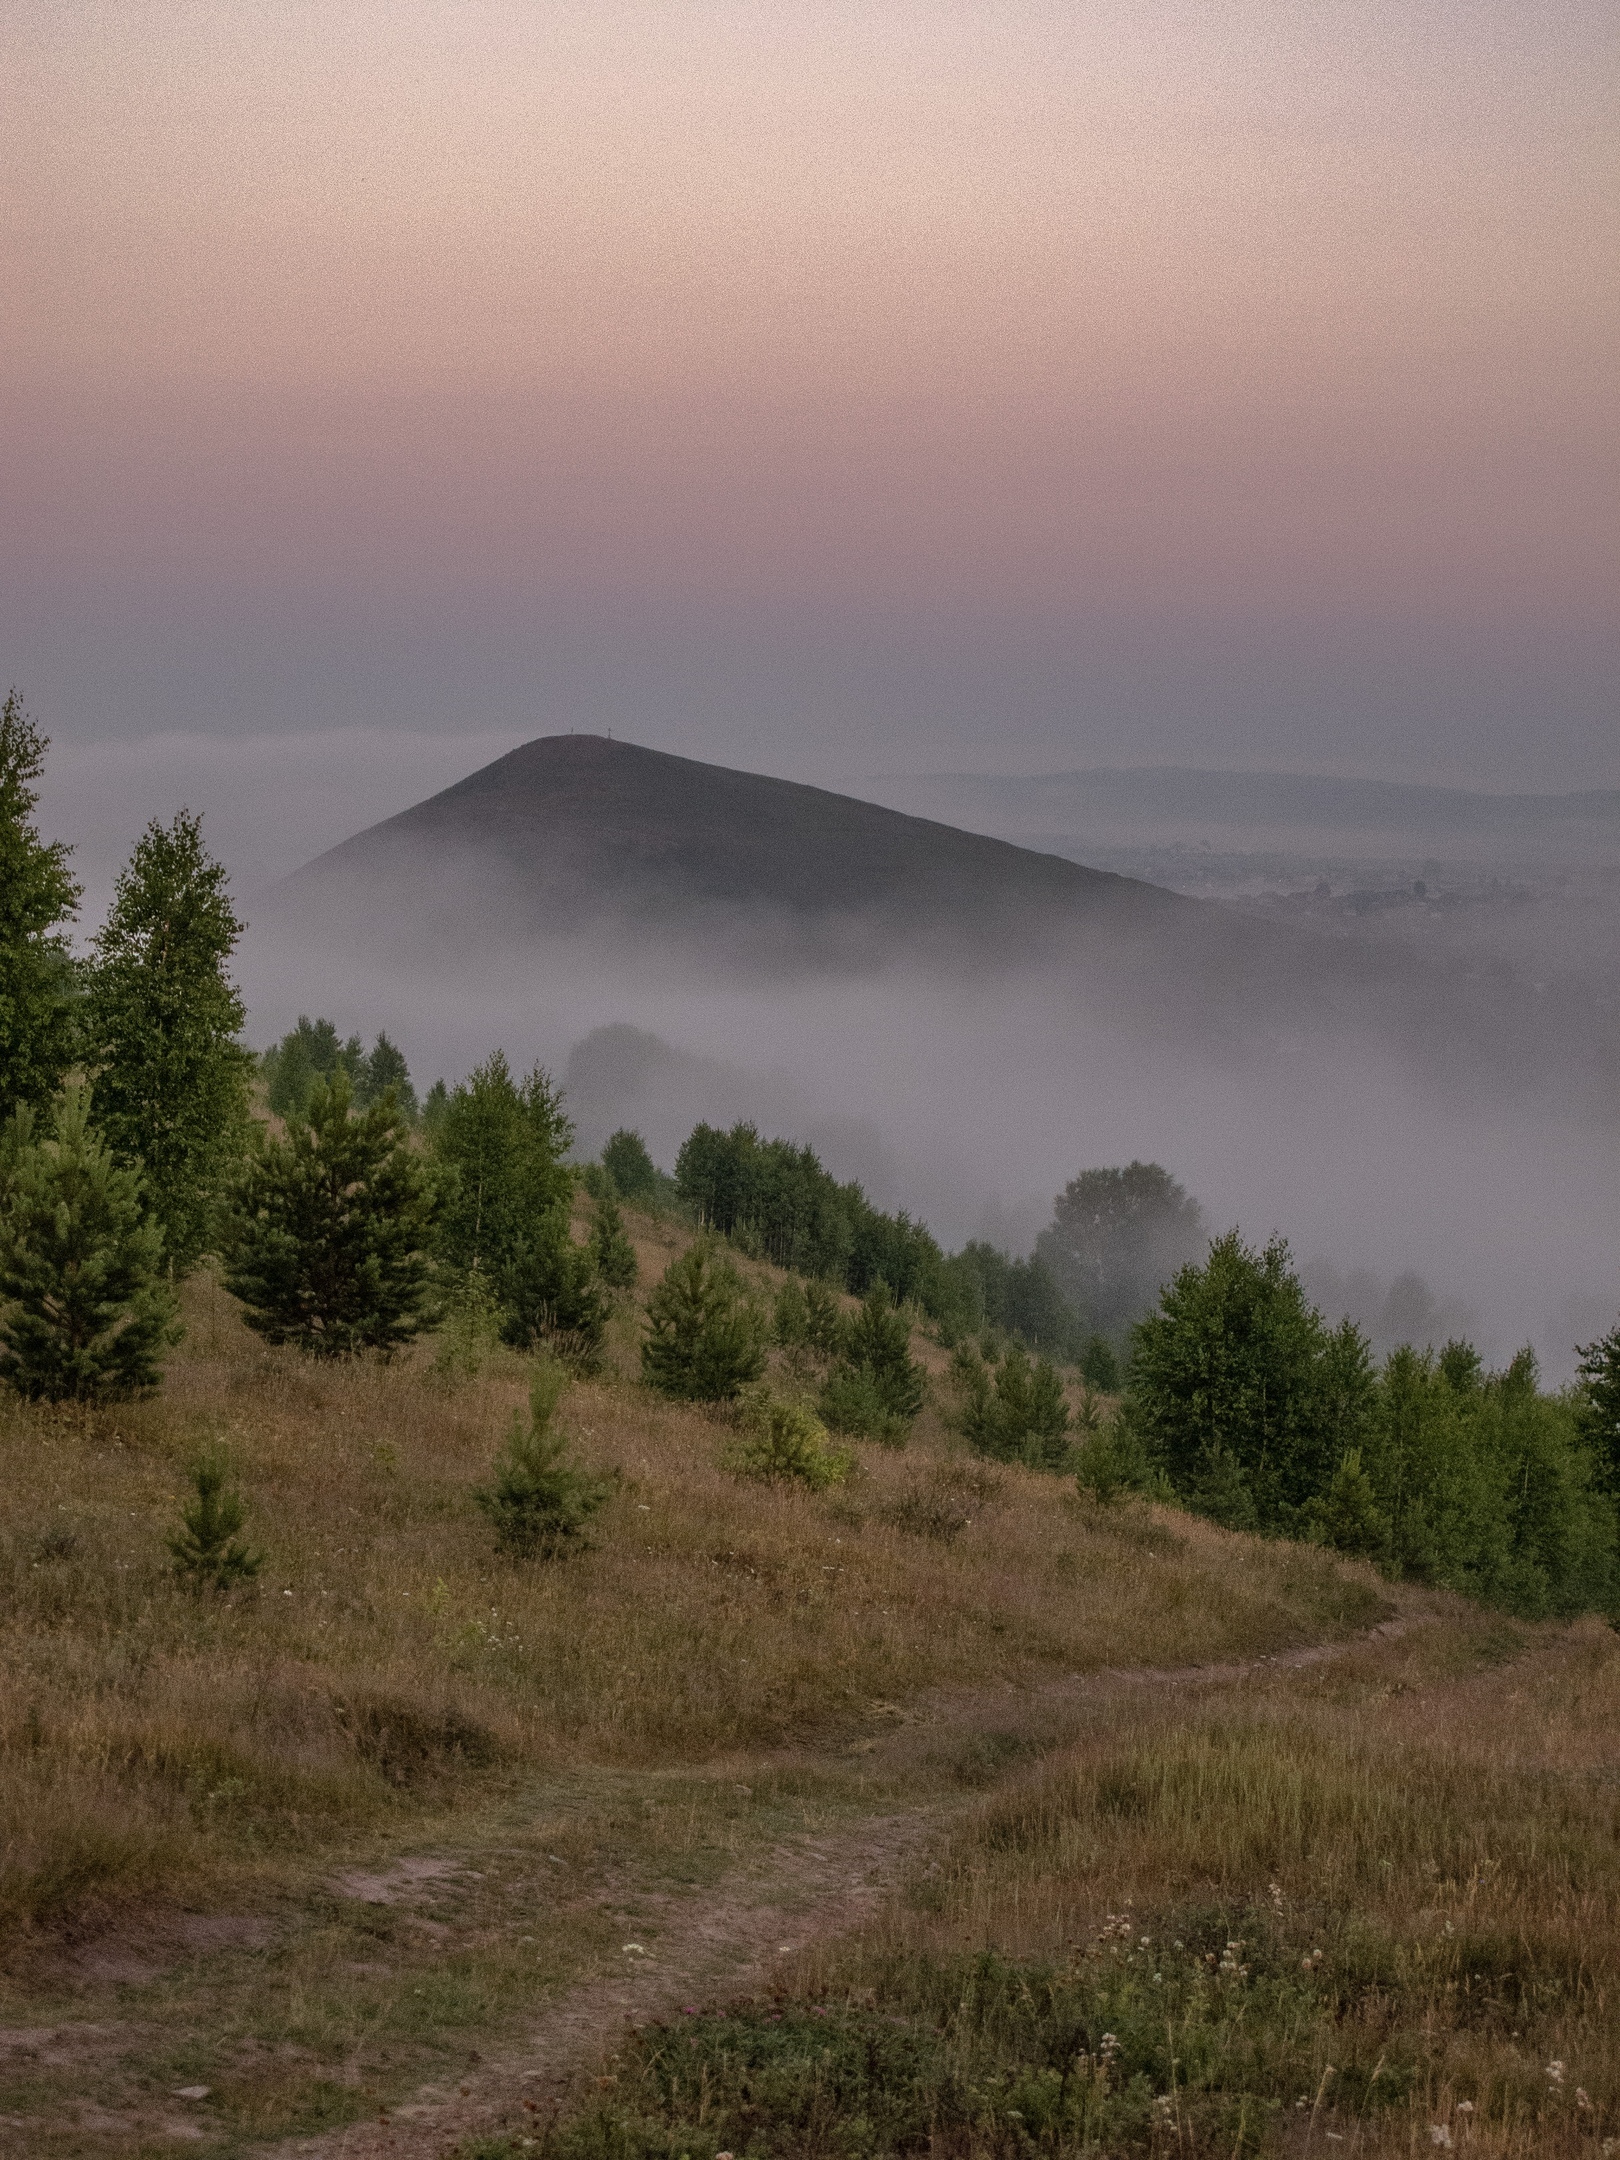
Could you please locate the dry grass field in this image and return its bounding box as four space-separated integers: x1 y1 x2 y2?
1 1207 1613 2157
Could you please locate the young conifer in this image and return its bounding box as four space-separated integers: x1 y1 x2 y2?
83 811 253 1276
223 1072 435 1357
641 1239 766 1402
169 1455 262 1592
0 1087 179 1400
0 692 81 1119
589 1189 638 1291
475 1363 610 1556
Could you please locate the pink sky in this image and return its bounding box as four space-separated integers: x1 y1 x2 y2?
5 0 1616 781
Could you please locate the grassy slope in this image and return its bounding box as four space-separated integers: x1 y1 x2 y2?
7 1206 1606 2155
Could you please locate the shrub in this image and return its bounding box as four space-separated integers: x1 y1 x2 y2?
722 1388 852 1491
222 1072 435 1358
168 1455 261 1592
0 1087 179 1401
641 1239 766 1402
474 1364 610 1557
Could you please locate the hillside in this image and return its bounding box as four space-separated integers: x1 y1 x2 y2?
4 1219 1617 2156
273 733 1193 968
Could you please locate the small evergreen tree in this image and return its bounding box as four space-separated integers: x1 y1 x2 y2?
1073 1417 1151 1505
820 1281 925 1444
0 1087 180 1400
601 1128 660 1203
1080 1335 1121 1392
722 1387 852 1490
82 811 254 1276
169 1454 262 1591
222 1072 435 1358
475 1364 610 1556
433 1263 503 1380
947 1339 1071 1469
641 1239 766 1401
1304 1448 1390 1560
589 1189 638 1291
0 691 81 1119
500 1219 606 1362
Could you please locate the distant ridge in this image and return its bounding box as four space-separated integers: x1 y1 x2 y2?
281 733 1191 957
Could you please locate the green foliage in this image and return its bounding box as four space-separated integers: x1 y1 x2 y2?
474 1364 610 1557
722 1387 853 1490
82 811 253 1275
428 1052 592 1354
0 1087 180 1401
772 1276 846 1358
517 1919 1393 2160
498 1221 606 1363
1131 1237 1617 1617
222 1072 436 1358
1073 1417 1152 1505
262 1017 417 1123
601 1127 661 1203
641 1239 766 1402
432 1265 503 1380
950 1339 1072 1470
168 1454 261 1592
817 1282 925 1444
1127 1231 1374 1529
1037 1159 1205 1341
588 1189 638 1291
0 691 81 1119
1080 1333 1121 1391
939 1239 1079 1355
1575 1314 1620 1495
675 1118 949 1311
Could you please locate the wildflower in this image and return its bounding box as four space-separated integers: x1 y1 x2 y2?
1429 2126 1453 2148
1456 2101 1474 2114
1577 2090 1593 2113
1547 2059 1566 2085
1099 2033 1122 2063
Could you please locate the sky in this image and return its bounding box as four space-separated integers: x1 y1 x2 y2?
6 0 1617 821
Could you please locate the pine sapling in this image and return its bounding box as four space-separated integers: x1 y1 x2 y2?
169 1455 262 1592
475 1364 611 1557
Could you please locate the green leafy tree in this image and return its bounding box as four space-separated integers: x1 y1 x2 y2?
1036 1161 1205 1341
169 1455 262 1591
0 691 80 1118
589 1189 638 1291
601 1128 660 1204
641 1238 766 1402
222 1072 435 1357
1575 1315 1620 1495
1126 1231 1374 1530
0 1087 179 1400
82 811 253 1275
475 1363 610 1556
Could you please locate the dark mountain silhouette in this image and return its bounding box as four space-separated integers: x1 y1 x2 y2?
271 734 1617 1121
278 733 1194 960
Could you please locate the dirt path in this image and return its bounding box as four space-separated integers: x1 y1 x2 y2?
267 1612 1421 2160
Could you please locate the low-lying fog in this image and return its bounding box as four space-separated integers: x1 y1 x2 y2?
40 730 1620 1381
